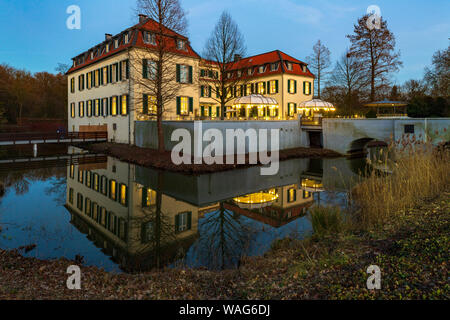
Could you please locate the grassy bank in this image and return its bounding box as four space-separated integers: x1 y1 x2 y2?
76 142 341 174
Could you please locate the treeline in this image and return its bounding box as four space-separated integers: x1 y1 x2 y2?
306 14 449 118
0 63 68 124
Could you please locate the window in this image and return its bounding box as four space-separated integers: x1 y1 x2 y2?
143 60 157 80
68 188 74 204
258 66 265 73
85 198 92 216
143 31 156 45
237 70 242 78
87 72 92 89
102 98 109 116
122 60 129 80
78 170 84 183
109 180 117 200
180 97 189 115
303 81 311 95
70 103 75 118
69 164 75 179
175 212 192 233
177 39 186 50
404 125 415 134
110 96 118 116
288 103 297 117
102 67 108 85
94 99 100 117
303 190 311 199
285 62 293 71
93 173 99 191
78 101 84 117
247 68 253 76
270 80 278 94
120 95 128 115
288 79 297 94
270 63 279 72
101 176 108 195
118 218 127 240
177 64 191 83
114 39 119 49
143 94 157 115
106 43 110 53
257 82 265 94
70 78 75 93
95 69 100 87
78 74 85 91
124 32 129 44
119 184 128 206
287 188 297 203
112 64 118 83
85 171 92 188
86 100 93 117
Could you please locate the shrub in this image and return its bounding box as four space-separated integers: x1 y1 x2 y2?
309 206 345 237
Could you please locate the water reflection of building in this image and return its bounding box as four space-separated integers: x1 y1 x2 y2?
65 153 218 272
227 184 314 228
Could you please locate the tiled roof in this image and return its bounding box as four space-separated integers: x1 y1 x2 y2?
67 18 200 74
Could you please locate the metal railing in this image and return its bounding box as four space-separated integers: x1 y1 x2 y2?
0 131 107 144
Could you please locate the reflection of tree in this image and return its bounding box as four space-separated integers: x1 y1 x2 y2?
45 176 67 206
128 172 178 271
191 202 254 270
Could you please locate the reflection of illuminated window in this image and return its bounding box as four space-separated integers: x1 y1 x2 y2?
287 188 297 203
101 176 108 195
142 188 156 207
93 173 99 191
118 218 127 240
100 207 107 227
85 171 91 188
71 103 75 118
175 212 192 233
119 184 128 206
92 202 98 221
78 171 84 183
87 100 93 117
257 82 265 94
110 180 117 200
69 165 74 179
303 190 311 198
85 198 92 216
108 212 117 233
77 193 83 210
69 188 74 204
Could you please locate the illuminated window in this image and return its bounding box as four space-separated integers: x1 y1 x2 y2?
94 99 100 116
270 80 278 94
95 70 100 87
78 101 84 117
70 78 75 93
120 95 128 115
246 83 252 95
106 43 110 53
112 64 117 83
287 188 296 203
87 72 92 89
92 202 98 220
109 180 117 200
303 190 311 198
288 103 297 117
257 82 265 94
78 74 84 91
103 67 108 85
70 103 75 118
181 97 189 115
142 188 156 207
119 184 128 206
143 95 157 115
303 81 311 95
288 80 297 94
87 100 93 117
111 96 118 116
100 176 108 195
85 171 91 188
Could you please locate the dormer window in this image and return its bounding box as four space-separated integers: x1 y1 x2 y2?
114 39 119 49
106 43 110 53
237 70 242 77
177 39 186 51
302 65 307 72
247 68 253 76
124 33 129 44
271 63 279 71
143 31 156 45
258 66 265 73
90 52 94 60
285 62 293 71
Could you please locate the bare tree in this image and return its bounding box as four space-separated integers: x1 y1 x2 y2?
347 15 402 102
402 79 426 101
424 45 449 97
306 40 331 99
202 11 248 120
134 0 189 152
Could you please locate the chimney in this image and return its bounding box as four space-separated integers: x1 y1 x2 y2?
139 14 148 23
234 54 242 62
105 33 112 41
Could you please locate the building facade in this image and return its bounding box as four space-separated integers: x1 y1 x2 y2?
67 15 315 144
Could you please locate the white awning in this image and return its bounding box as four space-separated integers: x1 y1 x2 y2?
234 94 278 105
298 99 335 109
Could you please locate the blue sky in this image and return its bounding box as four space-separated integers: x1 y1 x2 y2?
0 0 448 84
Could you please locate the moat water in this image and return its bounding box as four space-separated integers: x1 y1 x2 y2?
0 144 370 273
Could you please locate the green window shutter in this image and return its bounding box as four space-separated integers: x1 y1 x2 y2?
208 86 212 97
200 86 204 97
209 106 212 116
200 106 204 117
187 212 192 230
141 188 148 207
109 97 113 115
142 59 148 79
176 64 181 83
119 62 123 81
126 95 129 115
176 97 181 115
267 81 271 94
143 94 148 114
287 103 291 115
115 63 119 82
188 66 193 83
294 80 297 94
275 80 279 93
189 97 193 113
216 87 220 98
108 65 112 83
125 60 130 79
216 106 220 117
